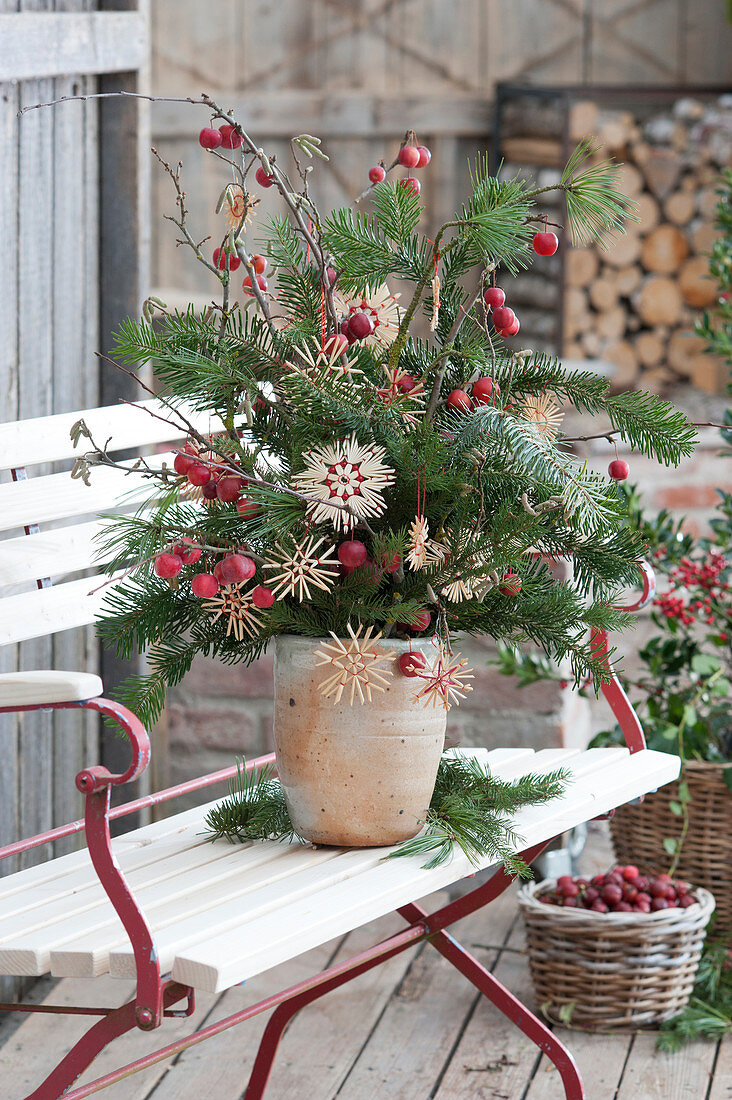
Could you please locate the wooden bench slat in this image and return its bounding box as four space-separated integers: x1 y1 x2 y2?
0 575 117 645
0 747 680 990
170 748 680 993
0 671 103 707
0 520 106 587
0 398 217 470
0 451 178 533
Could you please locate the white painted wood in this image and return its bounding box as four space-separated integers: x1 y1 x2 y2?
0 520 106 588
0 574 122 645
0 449 179 532
0 12 146 80
0 747 680 989
170 749 680 993
0 671 103 707
0 398 219 470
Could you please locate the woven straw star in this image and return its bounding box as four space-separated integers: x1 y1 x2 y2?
314 623 396 705
441 577 475 603
217 184 256 231
202 584 266 641
520 393 564 439
263 535 339 602
293 435 394 533
406 515 447 571
412 646 474 711
290 337 362 383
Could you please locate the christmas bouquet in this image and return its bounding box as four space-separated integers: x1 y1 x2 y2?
76 98 698 856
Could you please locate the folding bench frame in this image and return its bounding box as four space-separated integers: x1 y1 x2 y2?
0 563 656 1100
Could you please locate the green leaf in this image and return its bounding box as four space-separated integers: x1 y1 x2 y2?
669 801 683 816
723 769 732 794
691 653 721 676
557 1001 576 1025
678 781 691 804
663 837 678 855
682 705 697 729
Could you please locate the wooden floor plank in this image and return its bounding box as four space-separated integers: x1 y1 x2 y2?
707 1038 731 1099
336 886 518 1099
615 1030 717 1099
524 1029 630 1100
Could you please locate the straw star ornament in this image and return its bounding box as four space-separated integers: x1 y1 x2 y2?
290 336 362 383
202 584 266 641
333 283 402 348
293 435 394 533
406 515 447 571
315 624 396 705
263 535 339 602
520 393 564 439
412 647 474 711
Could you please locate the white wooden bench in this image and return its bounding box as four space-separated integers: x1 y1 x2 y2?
0 400 680 1100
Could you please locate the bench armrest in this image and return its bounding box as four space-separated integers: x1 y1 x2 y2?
0 670 104 707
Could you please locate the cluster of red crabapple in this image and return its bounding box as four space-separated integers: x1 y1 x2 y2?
540 865 699 914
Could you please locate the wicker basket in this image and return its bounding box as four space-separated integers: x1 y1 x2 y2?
518 879 715 1029
610 760 732 936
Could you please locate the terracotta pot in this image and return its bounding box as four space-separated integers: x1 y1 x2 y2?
273 634 446 846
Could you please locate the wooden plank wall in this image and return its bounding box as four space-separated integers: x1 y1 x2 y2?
149 0 731 299
0 0 148 1002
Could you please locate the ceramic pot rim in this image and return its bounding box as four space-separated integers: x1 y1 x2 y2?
274 633 438 654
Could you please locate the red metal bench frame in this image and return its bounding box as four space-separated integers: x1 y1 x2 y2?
0 563 656 1100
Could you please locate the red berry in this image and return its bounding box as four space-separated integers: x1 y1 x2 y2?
255 166 274 188
326 266 337 285
347 312 375 340
679 894 696 908
472 376 500 406
368 165 386 184
533 231 559 256
337 540 368 569
615 901 633 912
191 573 219 598
242 273 268 295
199 127 222 150
340 318 357 346
154 552 183 579
649 881 666 898
174 451 195 476
397 145 420 168
251 585 276 609
188 463 212 487
213 247 242 272
215 554 256 585
398 651 427 677
201 479 219 501
323 332 349 358
219 124 243 150
637 899 651 913
622 865 639 881
380 551 402 574
397 373 418 394
499 316 520 337
651 897 670 911
171 537 201 565
492 305 515 331
483 286 506 310
397 611 432 634
217 476 244 503
499 573 522 597
557 875 575 890
236 497 259 519
590 899 608 913
251 254 267 275
562 896 579 907
608 459 630 481
447 389 473 413
602 883 623 906
664 884 677 901
415 145 432 168
585 887 599 902
399 177 421 196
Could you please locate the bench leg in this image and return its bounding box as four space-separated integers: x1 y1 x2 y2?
403 898 585 1100
22 984 189 1100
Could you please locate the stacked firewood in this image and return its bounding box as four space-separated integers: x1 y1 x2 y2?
500 94 731 393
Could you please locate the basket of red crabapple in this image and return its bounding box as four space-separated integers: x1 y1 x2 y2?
517 866 715 1029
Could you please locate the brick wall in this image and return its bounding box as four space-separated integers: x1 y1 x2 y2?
164 385 730 797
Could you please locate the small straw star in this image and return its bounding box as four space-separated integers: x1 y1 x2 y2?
520 393 564 439
314 623 396 705
406 515 447 571
202 584 266 641
290 336 362 382
263 535 339 602
412 646 474 711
